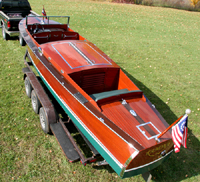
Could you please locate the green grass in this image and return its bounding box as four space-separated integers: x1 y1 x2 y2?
0 0 200 181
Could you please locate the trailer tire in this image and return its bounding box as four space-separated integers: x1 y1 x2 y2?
39 107 50 134
19 34 26 46
25 77 32 98
31 90 41 114
2 26 9 40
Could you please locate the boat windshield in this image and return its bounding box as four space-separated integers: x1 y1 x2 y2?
26 16 70 26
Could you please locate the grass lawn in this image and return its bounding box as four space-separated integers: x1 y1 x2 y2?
0 0 200 181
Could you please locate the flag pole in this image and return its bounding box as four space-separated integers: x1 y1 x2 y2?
156 109 191 140
42 5 44 21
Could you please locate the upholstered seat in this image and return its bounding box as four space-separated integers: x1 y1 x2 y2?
90 89 142 102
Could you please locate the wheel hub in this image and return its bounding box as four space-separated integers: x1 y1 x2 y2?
40 113 45 129
32 96 36 109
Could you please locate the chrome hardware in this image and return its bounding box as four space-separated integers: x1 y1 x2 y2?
38 47 43 56
122 99 127 105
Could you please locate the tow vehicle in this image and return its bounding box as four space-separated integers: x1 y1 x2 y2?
0 0 36 41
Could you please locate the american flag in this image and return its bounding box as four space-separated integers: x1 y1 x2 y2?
42 6 47 19
172 114 188 153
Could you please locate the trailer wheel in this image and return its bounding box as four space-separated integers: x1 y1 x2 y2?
2 26 9 40
25 77 32 98
39 107 50 134
31 90 41 114
19 33 26 46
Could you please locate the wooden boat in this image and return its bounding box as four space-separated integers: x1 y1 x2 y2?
19 16 174 178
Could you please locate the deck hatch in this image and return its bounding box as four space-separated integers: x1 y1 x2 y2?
136 122 161 140
51 41 112 69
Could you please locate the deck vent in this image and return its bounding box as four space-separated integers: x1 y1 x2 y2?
82 72 105 90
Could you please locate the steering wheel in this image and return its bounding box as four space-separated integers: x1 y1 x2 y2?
32 23 44 34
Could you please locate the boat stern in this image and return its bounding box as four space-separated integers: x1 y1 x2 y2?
120 139 174 178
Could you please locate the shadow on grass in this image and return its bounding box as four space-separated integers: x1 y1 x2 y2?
1 35 19 44
123 70 200 181
23 62 200 181
5 35 19 40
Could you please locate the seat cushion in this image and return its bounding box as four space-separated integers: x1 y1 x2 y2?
90 89 129 102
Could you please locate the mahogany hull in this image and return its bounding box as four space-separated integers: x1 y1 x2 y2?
19 16 174 178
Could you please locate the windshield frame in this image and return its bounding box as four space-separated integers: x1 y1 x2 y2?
25 16 70 27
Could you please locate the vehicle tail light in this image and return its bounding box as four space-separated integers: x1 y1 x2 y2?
7 21 11 28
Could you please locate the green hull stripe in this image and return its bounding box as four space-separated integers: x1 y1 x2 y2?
31 61 122 175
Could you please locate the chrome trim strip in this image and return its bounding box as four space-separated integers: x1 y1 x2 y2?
125 151 139 166
125 150 173 172
34 35 48 39
120 150 173 177
120 150 139 177
51 43 73 69
69 42 94 65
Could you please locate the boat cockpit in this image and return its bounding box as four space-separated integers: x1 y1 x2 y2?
25 16 80 44
69 68 143 105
